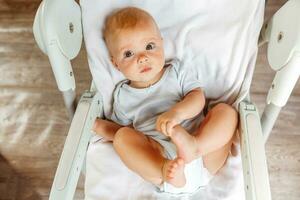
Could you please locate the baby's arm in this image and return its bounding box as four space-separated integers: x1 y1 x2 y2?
156 88 205 135
93 118 123 141
171 88 205 120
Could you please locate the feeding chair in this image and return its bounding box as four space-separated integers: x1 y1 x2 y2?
32 0 300 199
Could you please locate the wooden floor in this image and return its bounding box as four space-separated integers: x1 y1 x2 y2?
0 0 299 199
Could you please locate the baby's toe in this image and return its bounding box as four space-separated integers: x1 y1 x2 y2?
169 168 175 173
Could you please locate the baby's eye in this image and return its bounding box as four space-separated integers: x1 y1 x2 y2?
146 42 155 50
123 50 134 58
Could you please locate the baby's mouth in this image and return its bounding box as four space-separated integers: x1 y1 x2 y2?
140 67 152 73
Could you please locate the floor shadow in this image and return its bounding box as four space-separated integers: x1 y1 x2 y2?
0 155 43 200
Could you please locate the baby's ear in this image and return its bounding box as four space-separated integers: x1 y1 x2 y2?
110 56 119 70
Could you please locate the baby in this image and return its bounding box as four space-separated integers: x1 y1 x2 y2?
93 7 238 188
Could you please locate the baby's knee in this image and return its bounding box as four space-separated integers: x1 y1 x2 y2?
214 103 238 121
114 127 129 142
113 127 133 148
213 103 238 140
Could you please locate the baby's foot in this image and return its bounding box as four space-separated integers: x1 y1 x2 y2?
162 158 186 188
170 125 199 163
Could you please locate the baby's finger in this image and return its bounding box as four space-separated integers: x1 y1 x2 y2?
156 119 162 132
166 121 175 136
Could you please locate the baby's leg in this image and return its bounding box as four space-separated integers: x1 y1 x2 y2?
170 103 238 174
113 127 186 187
194 103 237 174
194 103 238 155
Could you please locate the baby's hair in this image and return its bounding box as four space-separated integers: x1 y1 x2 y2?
103 7 156 46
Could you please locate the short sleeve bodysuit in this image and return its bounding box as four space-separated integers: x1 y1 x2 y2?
111 59 204 159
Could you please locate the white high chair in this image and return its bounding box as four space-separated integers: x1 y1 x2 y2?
32 0 300 199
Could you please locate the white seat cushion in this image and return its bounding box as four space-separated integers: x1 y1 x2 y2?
80 0 264 199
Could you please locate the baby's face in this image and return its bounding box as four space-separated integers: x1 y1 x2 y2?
108 21 165 87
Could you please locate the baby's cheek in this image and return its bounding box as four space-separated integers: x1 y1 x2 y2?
155 50 165 61
123 66 138 80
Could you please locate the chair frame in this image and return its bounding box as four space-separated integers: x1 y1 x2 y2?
32 0 300 199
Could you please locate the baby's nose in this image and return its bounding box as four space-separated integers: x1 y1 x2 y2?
138 54 148 64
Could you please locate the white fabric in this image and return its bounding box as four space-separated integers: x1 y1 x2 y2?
80 0 265 199
86 140 244 200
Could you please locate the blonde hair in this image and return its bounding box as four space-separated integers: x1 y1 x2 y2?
103 7 157 50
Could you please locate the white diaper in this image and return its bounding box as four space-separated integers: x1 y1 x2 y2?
158 158 213 195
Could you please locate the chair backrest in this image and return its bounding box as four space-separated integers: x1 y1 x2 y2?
80 0 264 116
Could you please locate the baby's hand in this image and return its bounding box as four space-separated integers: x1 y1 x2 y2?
156 110 183 136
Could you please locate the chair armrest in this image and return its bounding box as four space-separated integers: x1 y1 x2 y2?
49 91 103 200
33 0 82 92
239 101 271 200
